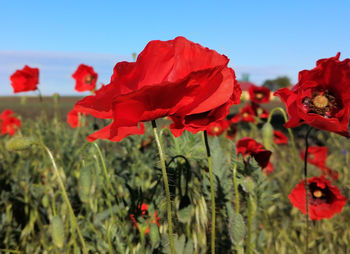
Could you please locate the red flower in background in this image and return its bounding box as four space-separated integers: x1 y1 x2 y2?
236 137 272 169
75 37 241 142
289 176 347 220
206 119 229 136
273 130 288 145
263 162 274 175
248 84 271 104
0 109 21 136
130 203 160 234
10 65 39 93
72 64 98 92
226 122 238 140
275 53 350 137
300 146 338 180
67 108 86 128
231 103 269 124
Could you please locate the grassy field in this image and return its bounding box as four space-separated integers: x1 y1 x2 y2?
0 96 349 253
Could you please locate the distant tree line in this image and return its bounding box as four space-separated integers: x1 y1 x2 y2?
262 76 291 91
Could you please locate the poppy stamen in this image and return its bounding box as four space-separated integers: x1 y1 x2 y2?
84 74 94 84
212 126 220 133
255 93 264 99
313 190 323 198
313 95 328 108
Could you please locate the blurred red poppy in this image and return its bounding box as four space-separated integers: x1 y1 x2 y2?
206 119 229 136
72 64 98 92
130 203 160 234
236 137 272 169
300 146 338 180
248 84 271 104
10 65 39 93
67 108 86 128
263 162 274 175
75 37 241 141
231 103 269 124
273 130 288 145
0 109 21 136
288 176 346 220
226 121 238 140
275 53 350 137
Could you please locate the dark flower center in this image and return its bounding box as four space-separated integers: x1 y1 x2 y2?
308 182 335 205
303 90 339 118
255 92 264 99
84 74 94 84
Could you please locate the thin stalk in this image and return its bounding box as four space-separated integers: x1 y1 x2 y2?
41 144 88 254
202 131 216 254
93 143 116 196
232 163 240 213
267 107 297 160
304 127 313 253
151 120 176 254
246 196 255 254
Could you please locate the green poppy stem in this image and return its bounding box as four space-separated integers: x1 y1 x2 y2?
303 127 313 253
41 144 88 254
151 120 176 254
202 131 216 254
267 107 297 160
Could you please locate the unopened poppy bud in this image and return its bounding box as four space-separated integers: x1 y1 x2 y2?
51 215 65 249
79 167 92 202
262 122 274 150
5 137 38 151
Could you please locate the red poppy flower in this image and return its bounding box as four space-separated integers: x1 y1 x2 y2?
10 65 39 93
206 119 229 136
275 53 350 137
273 130 288 145
66 108 86 128
75 37 241 142
263 162 274 175
130 203 160 234
0 109 21 136
248 84 271 104
288 176 347 220
231 103 269 124
72 64 98 92
226 122 238 140
236 137 272 169
300 146 338 180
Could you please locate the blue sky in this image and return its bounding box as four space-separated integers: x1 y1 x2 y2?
1 0 349 95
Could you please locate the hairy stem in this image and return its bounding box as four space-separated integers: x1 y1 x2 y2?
151 120 175 254
41 144 88 254
304 127 313 253
202 131 216 254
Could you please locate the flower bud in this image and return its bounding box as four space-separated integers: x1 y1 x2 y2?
5 137 37 151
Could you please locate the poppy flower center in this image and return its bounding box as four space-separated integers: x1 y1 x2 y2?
313 190 323 198
212 126 220 133
303 90 339 118
242 112 249 118
84 74 94 84
313 95 328 108
255 92 264 99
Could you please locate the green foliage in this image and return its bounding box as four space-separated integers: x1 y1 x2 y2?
262 76 291 91
0 102 349 254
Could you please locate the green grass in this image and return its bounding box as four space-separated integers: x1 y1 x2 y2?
0 97 349 253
